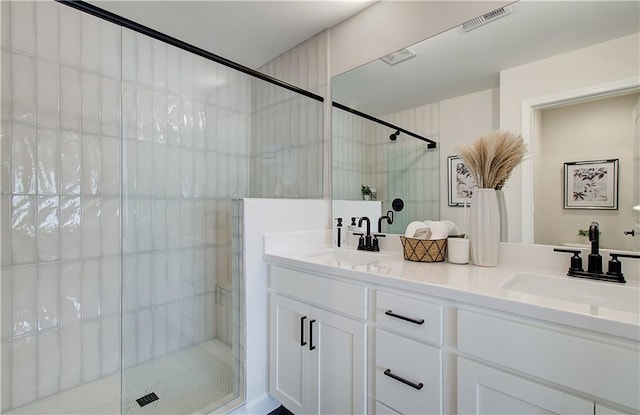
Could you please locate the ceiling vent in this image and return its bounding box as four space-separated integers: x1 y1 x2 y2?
460 6 512 32
381 48 417 66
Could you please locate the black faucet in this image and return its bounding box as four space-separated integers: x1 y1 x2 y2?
377 210 394 233
587 222 602 274
355 216 386 251
553 222 640 283
357 217 372 250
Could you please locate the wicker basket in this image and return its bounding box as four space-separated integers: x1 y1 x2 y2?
400 236 447 262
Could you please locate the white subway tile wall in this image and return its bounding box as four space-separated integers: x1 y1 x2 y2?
332 103 440 233
1 2 124 410
253 33 326 199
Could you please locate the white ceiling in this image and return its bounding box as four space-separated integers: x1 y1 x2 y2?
88 0 374 69
332 1 640 116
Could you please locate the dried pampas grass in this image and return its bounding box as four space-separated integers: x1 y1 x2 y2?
457 130 527 189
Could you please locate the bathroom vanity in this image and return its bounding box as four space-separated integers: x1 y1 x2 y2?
264 233 639 415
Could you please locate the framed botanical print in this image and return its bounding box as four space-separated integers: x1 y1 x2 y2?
448 155 476 206
563 159 618 209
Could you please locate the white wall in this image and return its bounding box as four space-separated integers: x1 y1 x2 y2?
535 94 637 251
500 32 640 242
439 88 499 235
329 1 511 77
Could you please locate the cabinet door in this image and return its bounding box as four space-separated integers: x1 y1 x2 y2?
309 306 367 415
269 294 311 414
458 358 594 415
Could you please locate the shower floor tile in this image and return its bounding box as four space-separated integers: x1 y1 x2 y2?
7 339 236 415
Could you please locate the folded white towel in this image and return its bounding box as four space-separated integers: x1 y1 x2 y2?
413 227 432 240
405 221 426 238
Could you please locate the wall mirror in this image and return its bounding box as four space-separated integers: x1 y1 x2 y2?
331 1 639 251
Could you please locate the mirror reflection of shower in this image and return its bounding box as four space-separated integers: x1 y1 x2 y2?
332 105 440 235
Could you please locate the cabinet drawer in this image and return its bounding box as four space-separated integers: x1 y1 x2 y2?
269 265 368 319
376 290 442 346
458 309 640 411
376 329 441 415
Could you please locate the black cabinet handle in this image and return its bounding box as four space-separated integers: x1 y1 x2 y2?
300 316 307 347
384 369 423 390
384 310 425 325
309 319 316 351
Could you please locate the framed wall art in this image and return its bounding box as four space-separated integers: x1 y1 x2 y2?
448 155 476 206
563 159 618 209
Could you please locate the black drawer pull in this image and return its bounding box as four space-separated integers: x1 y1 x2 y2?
384 369 423 390
384 310 425 325
309 319 316 350
300 316 307 347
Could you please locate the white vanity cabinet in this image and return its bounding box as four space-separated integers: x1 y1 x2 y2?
268 265 367 414
457 308 640 415
374 290 444 415
265 251 639 415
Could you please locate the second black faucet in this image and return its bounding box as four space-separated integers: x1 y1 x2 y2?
354 216 385 251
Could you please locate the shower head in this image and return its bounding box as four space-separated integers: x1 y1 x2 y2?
389 130 400 141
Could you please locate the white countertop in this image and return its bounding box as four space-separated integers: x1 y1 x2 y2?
264 233 639 342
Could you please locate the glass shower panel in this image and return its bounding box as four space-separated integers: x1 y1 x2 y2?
120 29 247 414
1 1 123 414
119 26 324 413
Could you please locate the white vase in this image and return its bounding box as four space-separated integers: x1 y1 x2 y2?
469 188 500 267
496 189 508 242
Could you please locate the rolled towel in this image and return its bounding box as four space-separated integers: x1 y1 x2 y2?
441 220 461 236
424 221 449 240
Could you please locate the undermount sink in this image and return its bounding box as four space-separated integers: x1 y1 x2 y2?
306 249 389 264
502 272 639 314
303 248 400 273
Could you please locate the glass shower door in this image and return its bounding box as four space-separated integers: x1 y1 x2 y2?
119 29 243 414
